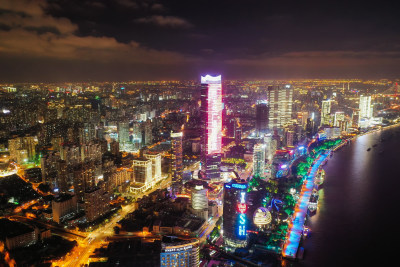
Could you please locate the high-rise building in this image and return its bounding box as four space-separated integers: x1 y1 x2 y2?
171 131 183 194
320 100 332 126
234 120 242 145
118 121 130 149
80 123 96 144
191 185 208 220
56 160 69 193
51 136 64 152
73 162 95 201
132 158 152 185
334 111 345 127
21 136 38 161
267 85 293 130
144 152 162 181
60 144 81 166
160 237 200 267
81 142 102 163
143 119 152 145
52 194 77 223
263 133 276 163
109 140 119 155
223 180 248 248
256 100 269 136
253 144 265 177
286 130 295 147
8 136 38 163
8 137 22 162
352 109 360 128
359 95 372 120
200 75 222 180
84 186 111 222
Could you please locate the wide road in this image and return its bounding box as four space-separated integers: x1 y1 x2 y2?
292 125 400 267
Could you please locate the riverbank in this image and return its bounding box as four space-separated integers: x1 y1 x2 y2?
297 123 400 267
282 152 330 259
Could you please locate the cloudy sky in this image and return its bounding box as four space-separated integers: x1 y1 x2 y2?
1 0 400 82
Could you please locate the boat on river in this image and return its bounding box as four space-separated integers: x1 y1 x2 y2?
314 169 325 189
308 189 319 215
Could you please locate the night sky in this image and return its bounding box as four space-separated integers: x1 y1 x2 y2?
1 0 400 82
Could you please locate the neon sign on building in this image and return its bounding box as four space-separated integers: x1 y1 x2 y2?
232 183 247 189
201 75 222 155
237 191 247 238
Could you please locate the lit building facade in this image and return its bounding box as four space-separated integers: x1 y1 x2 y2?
118 121 130 150
84 186 111 223
52 194 77 223
334 111 345 127
171 131 183 194
144 152 162 181
200 75 222 180
267 85 293 130
191 185 208 220
320 100 332 126
359 95 372 127
8 136 38 163
256 100 269 136
132 158 152 185
263 133 276 163
160 238 200 267
223 180 248 248
253 144 265 177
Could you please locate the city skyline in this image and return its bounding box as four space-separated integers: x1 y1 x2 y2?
2 1 400 266
1 0 400 82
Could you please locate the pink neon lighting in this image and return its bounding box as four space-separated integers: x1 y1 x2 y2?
202 75 222 154
237 203 247 213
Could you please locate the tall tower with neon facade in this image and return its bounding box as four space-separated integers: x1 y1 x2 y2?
223 180 248 248
200 75 222 180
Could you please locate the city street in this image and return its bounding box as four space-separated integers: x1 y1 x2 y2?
55 176 172 267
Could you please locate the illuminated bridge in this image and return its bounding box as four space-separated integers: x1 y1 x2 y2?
382 82 399 97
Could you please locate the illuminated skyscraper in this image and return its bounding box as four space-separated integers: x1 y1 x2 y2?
171 131 183 195
256 100 269 136
80 123 96 144
253 144 265 177
267 85 293 130
132 158 152 185
191 185 209 220
359 95 372 120
234 120 242 145
144 152 162 181
118 121 130 149
223 180 248 248
200 75 222 180
320 100 332 126
334 111 345 127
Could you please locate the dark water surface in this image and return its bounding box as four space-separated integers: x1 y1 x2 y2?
293 126 400 267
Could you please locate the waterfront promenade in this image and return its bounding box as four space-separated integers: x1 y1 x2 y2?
282 152 329 259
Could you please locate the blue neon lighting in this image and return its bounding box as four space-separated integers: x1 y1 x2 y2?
239 213 246 224
232 183 247 189
238 213 247 236
238 225 246 236
225 184 231 189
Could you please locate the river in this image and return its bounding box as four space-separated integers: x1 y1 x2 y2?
292 125 400 266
